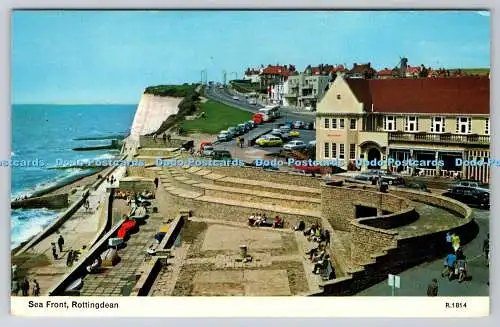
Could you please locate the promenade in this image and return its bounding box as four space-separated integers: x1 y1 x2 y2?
14 165 126 295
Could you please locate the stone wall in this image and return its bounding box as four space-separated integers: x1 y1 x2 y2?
160 189 320 228
11 193 68 210
209 167 323 188
139 135 192 149
118 177 155 194
318 187 475 296
321 184 413 232
349 222 398 266
48 218 126 295
126 167 158 179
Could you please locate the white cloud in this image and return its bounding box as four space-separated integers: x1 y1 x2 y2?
476 11 490 17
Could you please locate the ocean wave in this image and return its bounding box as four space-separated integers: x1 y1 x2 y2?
11 167 88 200
11 208 60 249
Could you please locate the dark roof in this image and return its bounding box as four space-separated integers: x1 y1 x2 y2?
349 63 376 75
345 76 489 114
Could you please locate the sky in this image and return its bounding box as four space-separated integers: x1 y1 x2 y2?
11 10 490 104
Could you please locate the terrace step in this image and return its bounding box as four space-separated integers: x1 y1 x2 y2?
196 182 320 210
213 176 321 198
197 195 321 218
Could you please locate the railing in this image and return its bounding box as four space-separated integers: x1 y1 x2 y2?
388 132 490 145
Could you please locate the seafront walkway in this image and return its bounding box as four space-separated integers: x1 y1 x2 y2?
19 166 127 295
78 177 181 296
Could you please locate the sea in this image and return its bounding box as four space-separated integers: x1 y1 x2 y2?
11 104 137 249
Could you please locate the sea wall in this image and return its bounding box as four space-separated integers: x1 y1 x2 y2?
15 190 90 256
129 94 182 142
11 193 68 210
48 217 126 296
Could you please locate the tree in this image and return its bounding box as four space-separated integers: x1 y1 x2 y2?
419 65 429 78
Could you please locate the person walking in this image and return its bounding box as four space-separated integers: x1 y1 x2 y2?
445 232 452 253
66 250 74 267
21 277 30 296
167 134 171 143
11 279 20 296
483 233 490 266
154 177 159 189
162 133 167 143
451 233 461 253
427 278 439 296
51 242 58 260
240 137 244 148
324 230 331 247
32 279 40 296
57 234 65 252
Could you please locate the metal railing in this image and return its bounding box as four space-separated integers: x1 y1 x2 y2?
388 132 490 145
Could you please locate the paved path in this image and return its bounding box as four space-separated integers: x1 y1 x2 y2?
20 166 126 295
79 175 180 296
357 208 489 296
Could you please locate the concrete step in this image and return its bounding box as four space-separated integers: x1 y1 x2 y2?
214 176 321 198
196 195 321 224
198 182 320 210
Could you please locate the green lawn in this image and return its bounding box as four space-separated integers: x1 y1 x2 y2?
180 100 252 134
144 84 198 97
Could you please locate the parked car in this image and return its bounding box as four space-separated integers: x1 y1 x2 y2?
449 180 489 190
398 182 431 193
211 150 233 160
292 121 305 129
290 130 300 137
308 140 316 148
238 123 249 133
270 128 289 139
349 174 373 184
228 126 240 137
444 186 490 208
255 135 283 147
202 145 214 157
361 171 405 185
304 122 314 130
245 121 255 129
217 131 232 142
283 140 307 151
252 113 264 125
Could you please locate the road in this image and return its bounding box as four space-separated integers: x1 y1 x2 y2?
204 85 316 123
205 85 316 155
357 207 489 296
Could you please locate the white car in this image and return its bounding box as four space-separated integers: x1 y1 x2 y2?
308 140 316 148
283 140 307 150
232 96 239 101
270 128 289 139
217 131 232 142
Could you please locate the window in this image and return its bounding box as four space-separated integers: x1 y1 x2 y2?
383 116 396 131
339 119 345 129
349 144 356 159
337 94 341 100
339 144 345 159
456 117 471 134
331 143 337 158
324 118 330 129
405 116 419 132
485 118 490 135
332 119 337 129
350 119 357 130
431 117 446 133
324 143 330 158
